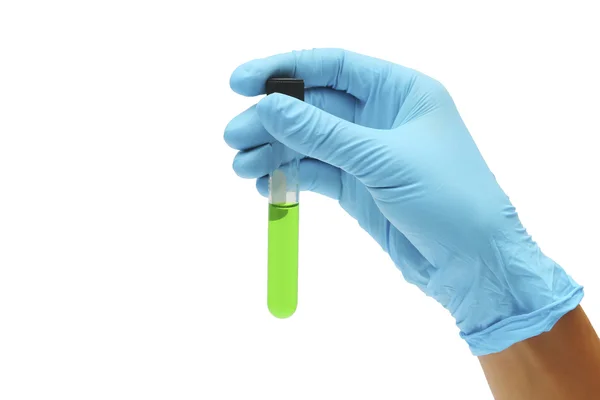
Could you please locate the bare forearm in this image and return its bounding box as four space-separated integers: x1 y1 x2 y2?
479 306 600 400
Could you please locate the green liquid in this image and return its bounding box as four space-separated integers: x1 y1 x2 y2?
268 202 299 318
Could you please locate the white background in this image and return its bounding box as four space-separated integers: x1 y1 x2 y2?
1 1 598 399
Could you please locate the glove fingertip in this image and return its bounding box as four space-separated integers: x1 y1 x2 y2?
229 64 264 96
255 93 280 126
256 92 302 121
256 176 269 197
223 117 240 148
256 90 279 109
257 93 306 141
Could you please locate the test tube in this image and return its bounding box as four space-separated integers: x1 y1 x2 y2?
265 78 304 319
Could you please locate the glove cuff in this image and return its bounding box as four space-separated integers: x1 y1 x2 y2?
460 285 584 356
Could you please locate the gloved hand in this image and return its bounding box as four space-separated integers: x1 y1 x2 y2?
224 48 583 355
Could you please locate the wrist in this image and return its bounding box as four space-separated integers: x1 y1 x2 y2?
479 305 600 400
456 244 584 356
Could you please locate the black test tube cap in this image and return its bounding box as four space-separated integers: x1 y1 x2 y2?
265 78 304 101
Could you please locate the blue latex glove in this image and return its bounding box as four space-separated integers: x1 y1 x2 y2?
224 48 583 355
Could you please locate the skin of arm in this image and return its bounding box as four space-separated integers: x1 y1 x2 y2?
479 305 600 400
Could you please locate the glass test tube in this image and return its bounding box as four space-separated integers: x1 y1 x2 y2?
265 78 304 318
